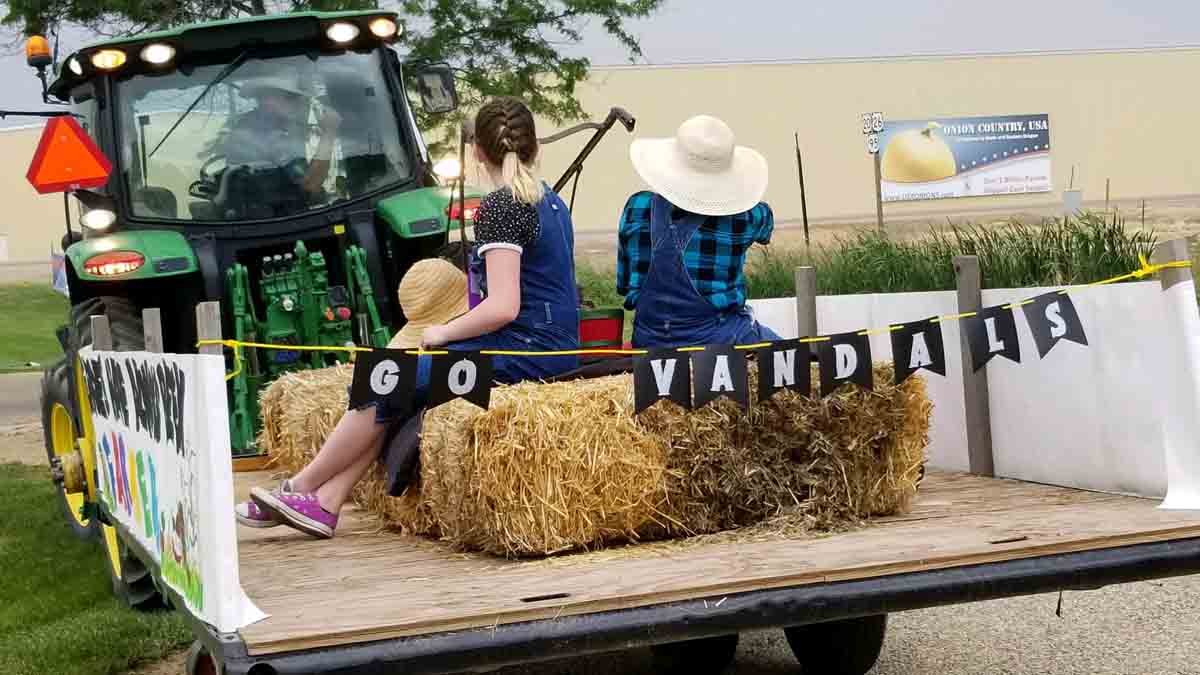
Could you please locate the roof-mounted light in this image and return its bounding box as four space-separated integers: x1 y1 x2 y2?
140 43 175 66
91 49 126 71
26 36 52 68
369 17 399 39
326 22 360 44
67 57 83 76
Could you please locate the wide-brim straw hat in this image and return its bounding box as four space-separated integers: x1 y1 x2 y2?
241 73 309 100
389 258 470 349
629 115 769 217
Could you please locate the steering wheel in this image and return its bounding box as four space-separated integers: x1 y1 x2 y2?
189 154 227 200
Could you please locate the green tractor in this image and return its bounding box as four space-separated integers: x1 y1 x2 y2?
33 9 477 544
24 9 636 555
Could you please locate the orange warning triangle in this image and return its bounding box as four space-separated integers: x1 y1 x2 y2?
26 116 113 194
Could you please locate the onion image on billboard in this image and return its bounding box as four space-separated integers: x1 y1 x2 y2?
878 114 1052 203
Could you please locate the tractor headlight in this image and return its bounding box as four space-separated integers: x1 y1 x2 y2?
140 43 175 66
67 57 83 76
90 49 126 71
326 22 360 44
369 17 399 39
81 209 116 231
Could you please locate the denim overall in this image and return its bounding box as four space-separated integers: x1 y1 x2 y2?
631 195 779 348
385 186 579 417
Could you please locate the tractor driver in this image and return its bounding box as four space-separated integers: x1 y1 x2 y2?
222 72 342 216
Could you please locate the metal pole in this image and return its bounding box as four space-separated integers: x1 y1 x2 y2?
457 123 469 272
1105 178 1110 213
795 133 810 247
873 152 885 233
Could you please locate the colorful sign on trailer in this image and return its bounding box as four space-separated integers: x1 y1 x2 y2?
877 114 1052 202
79 348 265 632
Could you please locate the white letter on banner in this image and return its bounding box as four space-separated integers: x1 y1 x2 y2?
773 348 797 387
448 360 477 396
650 359 677 396
909 332 933 369
834 343 858 379
370 359 401 395
710 354 734 392
1045 301 1067 338
985 317 1006 353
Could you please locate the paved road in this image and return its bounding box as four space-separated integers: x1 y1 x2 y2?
0 372 41 425
498 576 1200 674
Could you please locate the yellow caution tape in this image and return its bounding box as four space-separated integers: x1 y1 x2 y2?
196 257 1195 378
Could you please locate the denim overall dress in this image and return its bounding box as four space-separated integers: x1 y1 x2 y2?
631 195 779 348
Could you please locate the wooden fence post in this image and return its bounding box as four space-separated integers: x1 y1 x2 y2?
794 266 817 338
143 308 163 353
196 302 223 356
954 255 995 477
90 316 112 351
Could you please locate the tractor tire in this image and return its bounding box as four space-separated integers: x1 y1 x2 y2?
649 634 740 674
101 524 167 611
70 296 145 352
784 614 888 675
40 359 98 540
186 641 224 675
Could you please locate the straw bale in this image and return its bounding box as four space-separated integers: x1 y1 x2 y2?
260 361 931 557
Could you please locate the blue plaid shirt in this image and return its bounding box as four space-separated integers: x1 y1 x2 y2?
616 191 774 312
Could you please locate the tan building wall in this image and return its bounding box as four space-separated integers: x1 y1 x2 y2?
3 46 1197 262
0 125 71 263
530 46 1200 232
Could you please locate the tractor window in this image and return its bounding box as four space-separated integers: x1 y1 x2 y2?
116 50 413 221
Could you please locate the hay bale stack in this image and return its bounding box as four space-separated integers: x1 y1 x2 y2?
261 363 931 557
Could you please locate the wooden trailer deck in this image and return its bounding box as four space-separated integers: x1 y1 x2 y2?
232 471 1200 656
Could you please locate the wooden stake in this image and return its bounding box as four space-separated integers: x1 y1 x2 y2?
196 302 223 356
1105 178 1110 213
90 316 111 351
954 255 994 477
143 308 163 353
794 266 817 339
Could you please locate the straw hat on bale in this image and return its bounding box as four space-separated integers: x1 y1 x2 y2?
389 258 470 349
629 114 769 217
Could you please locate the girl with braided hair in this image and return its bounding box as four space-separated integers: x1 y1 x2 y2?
236 97 581 539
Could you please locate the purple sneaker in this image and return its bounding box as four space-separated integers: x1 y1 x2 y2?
250 486 338 539
235 479 292 528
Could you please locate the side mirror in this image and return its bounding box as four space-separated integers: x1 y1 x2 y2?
413 63 458 114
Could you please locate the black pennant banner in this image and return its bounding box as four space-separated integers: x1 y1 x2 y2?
349 349 418 415
1022 292 1089 358
692 345 749 409
633 347 692 414
890 318 947 385
755 339 811 401
427 351 494 410
818 331 873 396
964 305 1021 372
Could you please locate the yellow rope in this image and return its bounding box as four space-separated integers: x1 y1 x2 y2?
196 258 1194 376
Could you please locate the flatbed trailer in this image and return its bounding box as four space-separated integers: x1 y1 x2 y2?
153 469 1200 674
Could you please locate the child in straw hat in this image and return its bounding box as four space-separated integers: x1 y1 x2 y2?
618 114 781 348
237 97 581 538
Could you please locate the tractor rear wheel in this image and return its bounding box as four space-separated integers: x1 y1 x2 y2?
784 614 888 675
69 295 145 351
40 360 97 540
101 524 167 610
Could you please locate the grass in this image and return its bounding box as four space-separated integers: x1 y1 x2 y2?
751 211 1157 300
0 284 68 372
0 463 191 675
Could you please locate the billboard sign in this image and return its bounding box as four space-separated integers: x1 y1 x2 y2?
877 114 1052 202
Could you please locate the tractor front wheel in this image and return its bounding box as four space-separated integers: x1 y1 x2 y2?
40 360 97 540
101 524 167 610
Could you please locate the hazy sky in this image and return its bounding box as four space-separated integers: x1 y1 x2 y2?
1 0 1197 126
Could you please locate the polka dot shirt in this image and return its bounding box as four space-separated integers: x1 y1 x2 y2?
474 188 540 256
